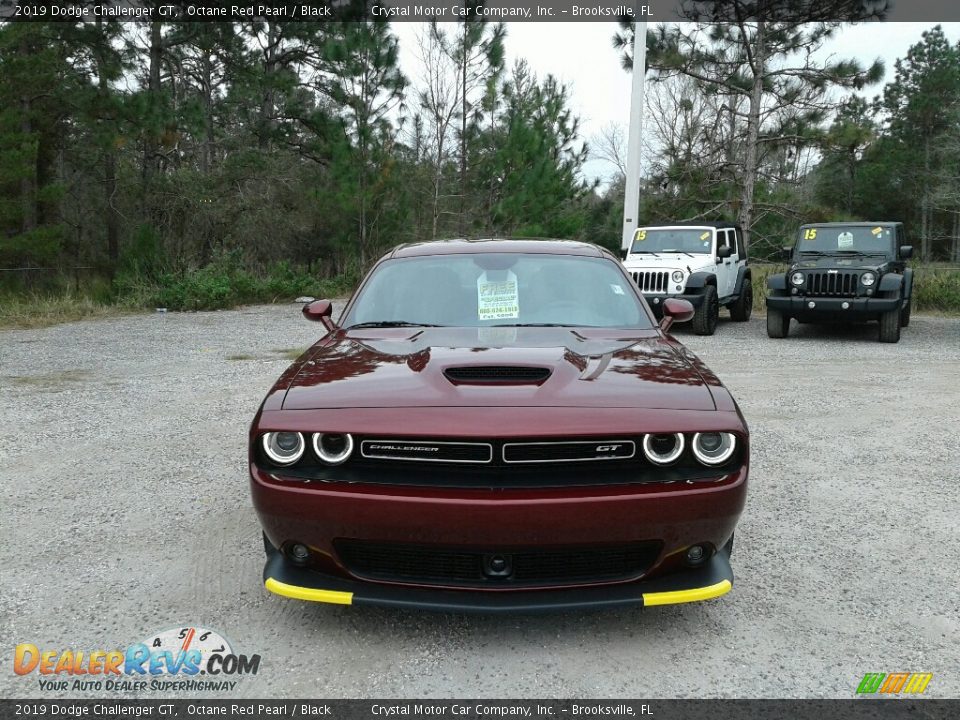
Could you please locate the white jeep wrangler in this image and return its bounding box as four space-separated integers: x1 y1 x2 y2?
621 223 752 335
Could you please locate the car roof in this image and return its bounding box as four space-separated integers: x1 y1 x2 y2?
387 238 607 259
800 221 901 227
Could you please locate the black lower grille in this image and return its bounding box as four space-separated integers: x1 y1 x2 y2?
335 540 661 587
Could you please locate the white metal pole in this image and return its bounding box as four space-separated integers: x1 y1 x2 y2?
621 19 647 257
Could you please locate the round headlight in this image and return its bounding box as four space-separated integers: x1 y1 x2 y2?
642 433 685 466
861 272 876 286
671 270 684 283
790 272 805 286
691 432 736 466
312 433 354 465
262 432 305 466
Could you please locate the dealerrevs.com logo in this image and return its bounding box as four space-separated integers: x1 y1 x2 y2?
14 626 260 692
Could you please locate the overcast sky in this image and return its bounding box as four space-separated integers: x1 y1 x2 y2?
392 22 960 184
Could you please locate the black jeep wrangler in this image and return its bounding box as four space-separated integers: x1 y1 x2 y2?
766 222 913 343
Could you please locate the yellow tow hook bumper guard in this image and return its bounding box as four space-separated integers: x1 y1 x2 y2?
642 579 732 606
264 577 353 605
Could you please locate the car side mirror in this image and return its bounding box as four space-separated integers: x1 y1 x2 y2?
899 245 913 260
716 245 732 261
619 248 628 260
780 246 793 262
659 298 695 332
302 299 336 331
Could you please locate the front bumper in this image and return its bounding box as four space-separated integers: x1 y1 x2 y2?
766 295 900 316
643 293 704 316
263 544 734 612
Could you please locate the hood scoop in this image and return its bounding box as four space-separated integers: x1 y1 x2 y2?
443 365 552 385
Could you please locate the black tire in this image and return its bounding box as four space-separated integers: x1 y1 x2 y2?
692 285 719 335
723 533 734 557
729 277 753 322
879 306 901 343
900 297 911 327
766 307 790 338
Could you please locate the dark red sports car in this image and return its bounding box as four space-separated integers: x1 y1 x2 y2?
250 239 748 611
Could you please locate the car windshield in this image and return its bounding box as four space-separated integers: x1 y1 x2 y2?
342 252 652 329
630 228 714 254
797 225 893 255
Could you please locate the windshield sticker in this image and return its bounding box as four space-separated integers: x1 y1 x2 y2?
872 226 883 235
699 231 710 241
634 229 647 241
837 232 854 248
610 284 625 296
477 271 520 321
803 228 818 240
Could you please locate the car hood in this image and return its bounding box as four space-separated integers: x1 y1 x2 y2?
280 327 716 411
792 256 888 271
624 254 714 273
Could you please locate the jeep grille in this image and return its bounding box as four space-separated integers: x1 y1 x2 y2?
631 270 670 293
805 270 860 297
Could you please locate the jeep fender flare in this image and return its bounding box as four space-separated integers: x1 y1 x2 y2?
766 272 787 292
878 272 904 295
685 272 717 294
733 266 752 296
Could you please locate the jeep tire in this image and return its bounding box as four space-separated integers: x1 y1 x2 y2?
766 307 790 338
729 278 752 322
879 305 901 343
900 297 912 327
692 285 719 335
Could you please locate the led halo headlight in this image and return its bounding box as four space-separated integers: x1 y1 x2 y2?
671 270 684 283
262 432 305 466
312 432 354 465
790 271 805 286
861 272 876 287
642 433 685 466
691 432 737 466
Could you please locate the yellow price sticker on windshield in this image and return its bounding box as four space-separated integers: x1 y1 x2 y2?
634 229 647 241
872 226 882 235
700 231 710 240
803 228 818 240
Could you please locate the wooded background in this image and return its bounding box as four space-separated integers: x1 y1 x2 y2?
2 16 959 310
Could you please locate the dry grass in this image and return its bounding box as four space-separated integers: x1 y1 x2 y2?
272 348 309 360
5 369 93 390
0 291 136 329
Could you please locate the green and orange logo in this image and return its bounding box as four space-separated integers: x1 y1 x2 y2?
857 672 933 695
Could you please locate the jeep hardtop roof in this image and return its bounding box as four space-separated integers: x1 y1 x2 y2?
640 221 741 230
798 221 902 227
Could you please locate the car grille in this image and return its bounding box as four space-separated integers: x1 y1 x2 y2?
443 366 551 384
804 270 860 297
358 438 639 465
360 440 492 464
631 270 670 293
335 540 661 587
503 440 635 463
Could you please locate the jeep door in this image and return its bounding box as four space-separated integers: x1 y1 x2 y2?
717 229 738 297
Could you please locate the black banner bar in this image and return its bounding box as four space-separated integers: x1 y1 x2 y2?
5 0 960 22
1 700 958 720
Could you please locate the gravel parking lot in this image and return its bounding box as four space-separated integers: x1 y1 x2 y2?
1 306 958 699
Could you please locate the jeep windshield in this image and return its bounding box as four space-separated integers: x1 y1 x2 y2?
630 228 713 255
343 253 652 329
797 225 893 256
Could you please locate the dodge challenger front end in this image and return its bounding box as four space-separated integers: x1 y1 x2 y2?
250 239 748 612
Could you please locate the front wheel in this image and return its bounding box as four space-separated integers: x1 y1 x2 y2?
766 308 790 338
729 278 753 321
692 285 719 335
879 306 901 343
900 297 912 327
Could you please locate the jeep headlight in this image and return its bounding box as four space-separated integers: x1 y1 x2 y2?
861 272 876 287
671 270 684 283
790 271 805 286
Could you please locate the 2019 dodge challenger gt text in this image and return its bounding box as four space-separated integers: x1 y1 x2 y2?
249 239 749 612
